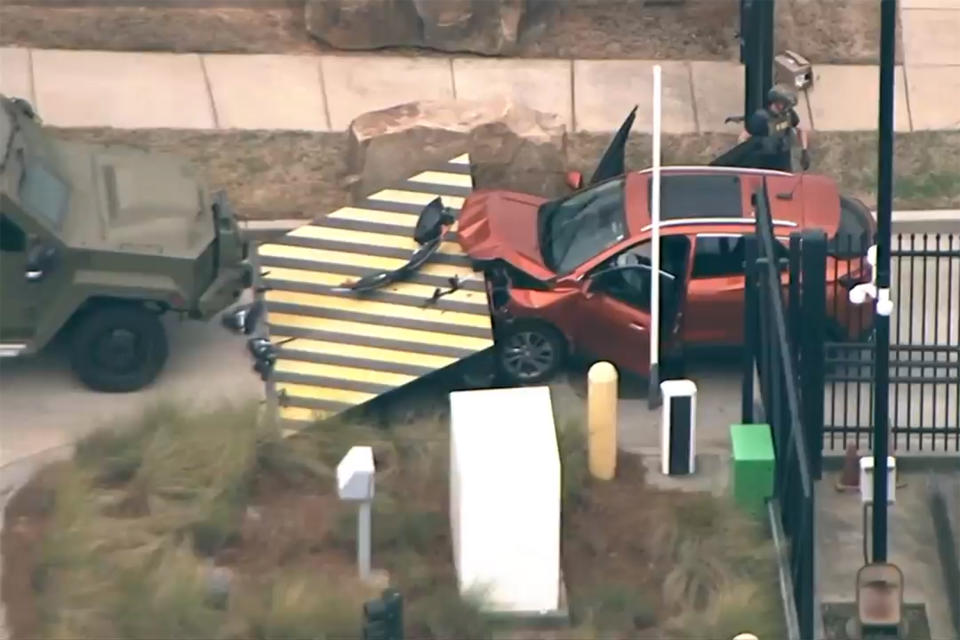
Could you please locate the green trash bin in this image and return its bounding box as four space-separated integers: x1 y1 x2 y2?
730 423 775 516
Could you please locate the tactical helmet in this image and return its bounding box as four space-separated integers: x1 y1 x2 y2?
767 84 798 108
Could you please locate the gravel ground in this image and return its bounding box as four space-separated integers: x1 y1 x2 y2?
47 128 960 221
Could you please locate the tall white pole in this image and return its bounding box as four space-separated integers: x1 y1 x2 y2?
649 64 663 409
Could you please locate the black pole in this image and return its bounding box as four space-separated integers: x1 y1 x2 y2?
872 0 896 563
741 0 776 119
760 0 775 100
800 230 827 482
742 234 759 423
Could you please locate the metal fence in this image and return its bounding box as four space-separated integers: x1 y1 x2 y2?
823 233 960 452
742 182 820 640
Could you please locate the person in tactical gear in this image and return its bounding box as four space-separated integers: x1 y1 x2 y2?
738 85 811 172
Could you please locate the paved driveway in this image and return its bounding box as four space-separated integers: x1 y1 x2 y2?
0 312 263 469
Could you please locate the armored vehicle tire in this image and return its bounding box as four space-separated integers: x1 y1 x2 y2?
69 304 169 392
496 321 567 385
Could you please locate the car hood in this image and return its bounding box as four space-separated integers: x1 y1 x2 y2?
57 141 214 257
456 189 554 280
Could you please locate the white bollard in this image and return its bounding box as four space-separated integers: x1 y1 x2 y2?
660 379 697 476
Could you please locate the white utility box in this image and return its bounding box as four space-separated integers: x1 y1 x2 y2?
660 379 697 476
449 386 561 614
859 456 897 504
337 446 375 501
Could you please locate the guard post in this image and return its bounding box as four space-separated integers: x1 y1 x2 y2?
660 379 697 475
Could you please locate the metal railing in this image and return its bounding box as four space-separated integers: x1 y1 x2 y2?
742 181 820 640
823 233 960 452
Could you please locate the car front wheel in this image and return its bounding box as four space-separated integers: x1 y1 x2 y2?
69 304 169 392
496 321 566 385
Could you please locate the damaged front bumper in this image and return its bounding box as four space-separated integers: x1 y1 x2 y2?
194 191 254 319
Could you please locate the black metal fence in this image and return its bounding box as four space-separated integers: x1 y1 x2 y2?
823 233 960 452
742 182 820 640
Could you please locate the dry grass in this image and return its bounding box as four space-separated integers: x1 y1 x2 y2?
9 394 783 640
35 127 960 225
32 401 265 638
49 127 350 221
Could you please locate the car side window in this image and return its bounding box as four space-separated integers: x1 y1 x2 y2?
591 266 652 311
0 214 26 252
692 235 745 278
693 234 792 278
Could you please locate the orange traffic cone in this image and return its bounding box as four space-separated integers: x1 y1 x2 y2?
836 443 860 491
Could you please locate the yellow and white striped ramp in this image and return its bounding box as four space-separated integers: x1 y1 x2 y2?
256 154 494 427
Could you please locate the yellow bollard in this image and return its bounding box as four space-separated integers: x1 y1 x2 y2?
587 361 618 480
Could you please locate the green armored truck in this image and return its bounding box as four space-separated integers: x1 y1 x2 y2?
0 94 252 392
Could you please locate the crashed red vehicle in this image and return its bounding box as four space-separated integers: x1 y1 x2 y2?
456 165 876 384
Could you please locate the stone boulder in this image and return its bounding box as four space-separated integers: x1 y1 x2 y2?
344 97 569 203
305 0 545 55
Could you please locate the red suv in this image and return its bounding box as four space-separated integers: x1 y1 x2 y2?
456 166 875 384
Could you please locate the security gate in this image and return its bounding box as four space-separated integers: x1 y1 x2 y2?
823 233 960 452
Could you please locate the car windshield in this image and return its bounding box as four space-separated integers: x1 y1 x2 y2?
19 159 70 229
538 177 627 274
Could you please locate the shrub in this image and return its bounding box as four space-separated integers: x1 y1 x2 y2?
111 543 224 640
248 571 370 640
663 581 785 640
574 582 658 632
405 585 492 640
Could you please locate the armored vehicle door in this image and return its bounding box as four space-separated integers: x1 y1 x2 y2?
0 213 34 346
0 211 63 353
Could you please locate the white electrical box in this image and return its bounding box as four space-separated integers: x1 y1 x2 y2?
337 446 375 501
859 456 896 504
449 386 561 614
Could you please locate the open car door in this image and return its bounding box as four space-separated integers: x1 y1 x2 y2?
586 106 638 186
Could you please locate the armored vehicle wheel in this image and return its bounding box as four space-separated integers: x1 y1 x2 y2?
69 304 169 392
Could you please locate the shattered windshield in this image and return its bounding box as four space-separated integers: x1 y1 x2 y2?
538 176 627 274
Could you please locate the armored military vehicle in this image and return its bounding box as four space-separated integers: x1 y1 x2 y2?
0 94 252 392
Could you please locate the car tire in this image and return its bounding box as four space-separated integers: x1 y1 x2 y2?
495 321 567 385
69 304 168 392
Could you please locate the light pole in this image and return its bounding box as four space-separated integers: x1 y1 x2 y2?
871 0 897 564
649 64 663 409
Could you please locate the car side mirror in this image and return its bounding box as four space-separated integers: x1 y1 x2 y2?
565 171 584 191
25 243 57 282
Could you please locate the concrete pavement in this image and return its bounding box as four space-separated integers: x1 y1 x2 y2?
0 311 263 469
2 46 959 134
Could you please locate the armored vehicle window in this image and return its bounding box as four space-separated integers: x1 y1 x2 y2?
19 160 69 229
0 107 12 167
0 215 26 252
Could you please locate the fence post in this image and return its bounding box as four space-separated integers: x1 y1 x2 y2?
788 234 802 372
800 230 827 481
742 234 759 424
